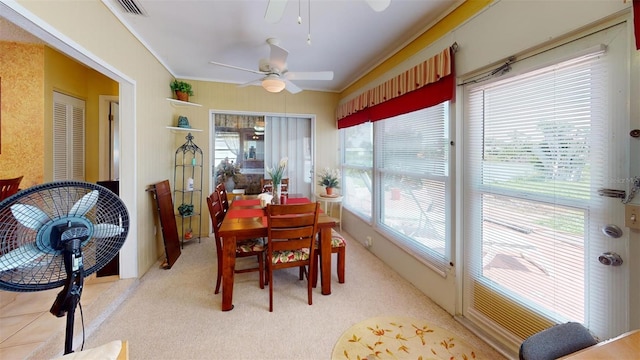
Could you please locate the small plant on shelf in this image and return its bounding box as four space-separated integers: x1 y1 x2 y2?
170 79 194 101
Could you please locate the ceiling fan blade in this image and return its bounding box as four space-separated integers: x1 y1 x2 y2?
285 71 334 81
265 0 288 23
68 190 99 217
366 0 391 12
210 61 267 75
10 204 50 231
93 223 125 239
268 40 289 71
238 78 263 88
0 243 43 272
284 79 302 94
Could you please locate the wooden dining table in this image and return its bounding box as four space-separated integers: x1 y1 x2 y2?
559 329 640 359
217 196 336 311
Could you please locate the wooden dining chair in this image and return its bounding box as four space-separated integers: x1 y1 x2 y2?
261 178 289 193
206 190 265 294
215 182 230 213
313 228 346 287
0 176 23 201
265 202 320 312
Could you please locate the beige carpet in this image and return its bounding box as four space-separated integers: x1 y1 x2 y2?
28 231 507 359
333 316 479 360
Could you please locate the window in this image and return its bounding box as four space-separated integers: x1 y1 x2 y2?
341 122 373 219
463 21 630 341
376 104 450 270
53 92 85 181
341 102 451 271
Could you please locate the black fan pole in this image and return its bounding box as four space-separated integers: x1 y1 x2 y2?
50 238 85 355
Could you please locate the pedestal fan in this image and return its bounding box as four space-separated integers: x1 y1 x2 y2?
0 181 129 355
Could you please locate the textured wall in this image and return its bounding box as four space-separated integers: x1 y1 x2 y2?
0 41 45 188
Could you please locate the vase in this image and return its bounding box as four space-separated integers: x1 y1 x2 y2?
272 183 282 204
326 187 334 195
224 177 235 192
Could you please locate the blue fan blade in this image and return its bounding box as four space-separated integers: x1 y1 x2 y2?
93 223 124 238
68 190 99 216
10 204 50 231
0 243 42 272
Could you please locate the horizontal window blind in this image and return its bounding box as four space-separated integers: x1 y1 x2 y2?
377 103 450 271
465 49 608 338
342 122 373 220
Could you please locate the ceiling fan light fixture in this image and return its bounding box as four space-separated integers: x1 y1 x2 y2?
262 76 286 93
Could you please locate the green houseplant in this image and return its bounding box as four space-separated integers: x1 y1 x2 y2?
216 157 242 191
170 80 194 101
317 167 340 195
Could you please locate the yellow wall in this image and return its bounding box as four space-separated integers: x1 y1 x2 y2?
44 46 118 183
0 41 44 187
0 41 117 188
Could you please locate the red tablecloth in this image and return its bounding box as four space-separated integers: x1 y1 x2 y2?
231 199 260 207
226 197 314 220
226 209 265 219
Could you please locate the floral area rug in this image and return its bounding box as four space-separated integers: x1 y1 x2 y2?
332 316 479 360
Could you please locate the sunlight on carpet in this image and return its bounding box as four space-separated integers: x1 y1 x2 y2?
332 316 479 360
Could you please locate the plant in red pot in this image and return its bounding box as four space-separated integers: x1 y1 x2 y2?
170 79 194 102
317 167 340 196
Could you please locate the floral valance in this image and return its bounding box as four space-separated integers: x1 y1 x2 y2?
336 46 455 128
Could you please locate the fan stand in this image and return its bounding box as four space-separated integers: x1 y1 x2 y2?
49 237 85 355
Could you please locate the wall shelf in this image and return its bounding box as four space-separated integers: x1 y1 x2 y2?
166 126 203 132
166 98 202 107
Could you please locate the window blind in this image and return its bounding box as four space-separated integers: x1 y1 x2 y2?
464 50 608 338
376 103 450 272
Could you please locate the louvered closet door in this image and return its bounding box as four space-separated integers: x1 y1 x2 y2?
53 92 85 181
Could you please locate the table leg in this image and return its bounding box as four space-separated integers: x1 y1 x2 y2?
320 227 332 295
221 235 237 311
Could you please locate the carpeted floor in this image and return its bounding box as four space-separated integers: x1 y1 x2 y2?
29 231 507 359
332 316 479 359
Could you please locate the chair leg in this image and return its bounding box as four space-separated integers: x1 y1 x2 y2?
337 247 345 283
215 255 222 294
268 262 274 312
257 254 264 289
312 252 320 288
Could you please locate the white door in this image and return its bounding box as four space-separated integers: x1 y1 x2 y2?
461 20 631 345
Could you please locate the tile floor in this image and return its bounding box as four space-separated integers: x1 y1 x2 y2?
0 276 117 359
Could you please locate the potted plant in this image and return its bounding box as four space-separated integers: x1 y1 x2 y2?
317 167 340 195
170 79 194 102
216 157 242 192
266 157 288 203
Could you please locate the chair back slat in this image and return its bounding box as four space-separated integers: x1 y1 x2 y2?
0 176 23 201
215 182 229 212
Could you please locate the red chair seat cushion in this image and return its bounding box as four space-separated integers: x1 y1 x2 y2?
271 248 310 264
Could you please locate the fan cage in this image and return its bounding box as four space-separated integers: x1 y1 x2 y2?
0 181 129 292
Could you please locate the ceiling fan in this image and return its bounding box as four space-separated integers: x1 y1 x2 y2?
265 0 392 24
209 38 333 94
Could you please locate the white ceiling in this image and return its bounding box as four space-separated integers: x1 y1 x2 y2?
103 0 460 93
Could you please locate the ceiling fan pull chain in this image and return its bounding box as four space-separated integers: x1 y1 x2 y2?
307 0 312 45
298 0 302 24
